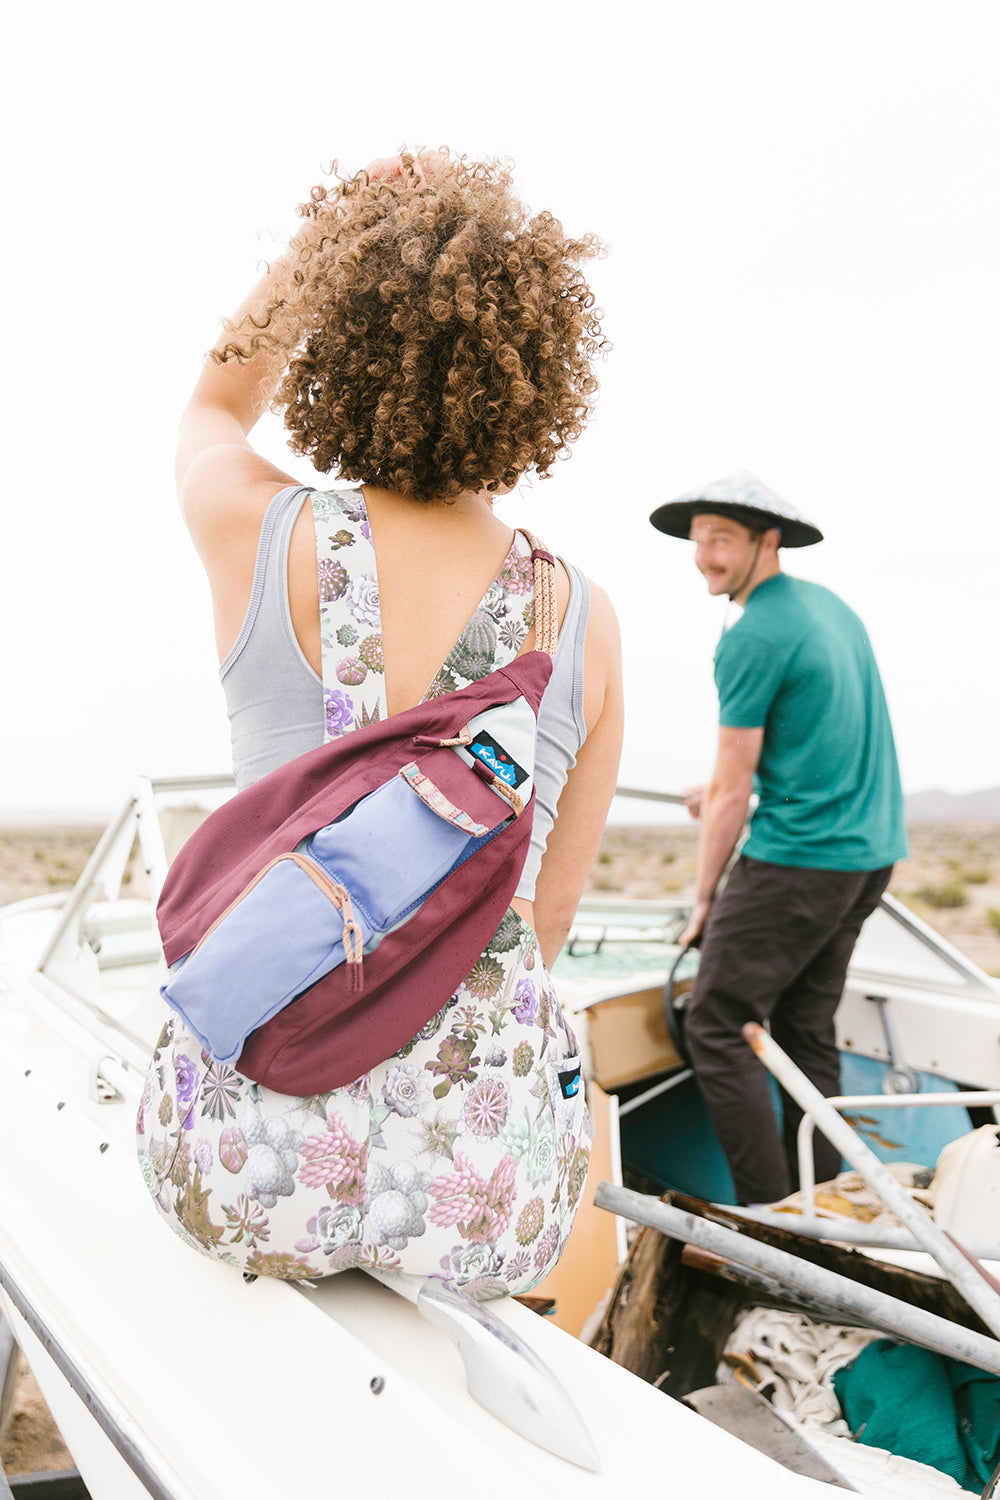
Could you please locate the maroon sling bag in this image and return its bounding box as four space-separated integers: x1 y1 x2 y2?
156 544 558 1096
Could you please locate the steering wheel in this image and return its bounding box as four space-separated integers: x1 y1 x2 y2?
663 940 700 1066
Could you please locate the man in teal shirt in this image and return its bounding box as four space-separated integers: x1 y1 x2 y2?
650 474 907 1205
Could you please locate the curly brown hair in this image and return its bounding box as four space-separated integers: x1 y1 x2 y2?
213 151 607 501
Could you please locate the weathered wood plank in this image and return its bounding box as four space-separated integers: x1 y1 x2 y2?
588 1188 992 1401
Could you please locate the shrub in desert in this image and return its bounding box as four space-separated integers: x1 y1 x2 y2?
915 880 968 909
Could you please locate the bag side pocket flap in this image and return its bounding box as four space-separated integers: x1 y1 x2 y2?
404 747 519 832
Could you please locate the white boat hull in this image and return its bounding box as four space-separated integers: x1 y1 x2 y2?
0 781 842 1498
5 779 998 1498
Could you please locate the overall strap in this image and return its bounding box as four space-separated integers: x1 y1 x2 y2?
311 487 389 739
419 528 553 699
311 487 560 740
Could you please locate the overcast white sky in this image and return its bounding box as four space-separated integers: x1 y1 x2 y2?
3 0 998 816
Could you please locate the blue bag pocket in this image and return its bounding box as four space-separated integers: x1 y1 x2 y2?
161 853 372 1066
160 764 498 1065
306 770 479 931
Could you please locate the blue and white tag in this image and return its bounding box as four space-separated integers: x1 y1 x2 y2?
454 697 537 806
558 1064 582 1099
467 730 528 789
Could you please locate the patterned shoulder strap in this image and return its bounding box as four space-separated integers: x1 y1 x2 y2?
421 531 559 701
311 487 559 741
311 488 389 740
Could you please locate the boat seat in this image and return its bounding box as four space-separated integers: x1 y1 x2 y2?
80 902 162 971
81 902 156 941
585 984 687 1091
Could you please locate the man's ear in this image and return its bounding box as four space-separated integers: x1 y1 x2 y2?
763 526 782 556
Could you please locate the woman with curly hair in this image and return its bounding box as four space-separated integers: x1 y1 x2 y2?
138 151 623 1299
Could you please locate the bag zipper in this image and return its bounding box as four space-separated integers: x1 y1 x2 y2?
186 852 365 993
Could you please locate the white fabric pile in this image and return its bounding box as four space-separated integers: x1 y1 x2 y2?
718 1306 879 1434
718 1306 980 1498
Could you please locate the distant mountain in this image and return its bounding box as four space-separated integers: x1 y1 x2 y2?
906 787 1000 822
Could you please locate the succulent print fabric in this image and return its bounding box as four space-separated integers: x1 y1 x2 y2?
311 486 537 733
313 488 388 736
139 484 592 1296
137 912 591 1297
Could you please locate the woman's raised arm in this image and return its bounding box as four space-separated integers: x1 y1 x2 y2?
176 262 299 517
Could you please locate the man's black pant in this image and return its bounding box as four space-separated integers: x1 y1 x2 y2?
685 855 894 1205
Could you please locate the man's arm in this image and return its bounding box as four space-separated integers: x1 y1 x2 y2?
679 724 763 946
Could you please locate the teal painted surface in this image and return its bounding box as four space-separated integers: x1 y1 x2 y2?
618 1072 738 1204
838 1053 971 1169
619 1056 972 1205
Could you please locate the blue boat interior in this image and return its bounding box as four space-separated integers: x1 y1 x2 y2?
617 1054 972 1206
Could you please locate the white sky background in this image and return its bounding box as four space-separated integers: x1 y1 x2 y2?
2 0 998 816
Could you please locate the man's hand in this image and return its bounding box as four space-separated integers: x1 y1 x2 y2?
679 897 711 948
680 726 762 950
683 784 707 821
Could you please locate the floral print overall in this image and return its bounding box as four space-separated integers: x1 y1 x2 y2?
137 487 592 1298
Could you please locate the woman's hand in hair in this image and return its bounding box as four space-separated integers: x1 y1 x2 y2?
362 150 447 187
364 155 410 182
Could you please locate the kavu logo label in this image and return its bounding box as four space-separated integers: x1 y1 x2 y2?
558 1064 582 1099
468 732 528 788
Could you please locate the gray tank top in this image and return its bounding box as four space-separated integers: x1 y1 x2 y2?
220 486 589 899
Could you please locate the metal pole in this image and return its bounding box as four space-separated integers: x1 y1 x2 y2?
743 1022 1000 1340
613 787 689 806
618 1068 695 1118
595 1184 1000 1375
729 1206 1000 1261
0 1260 188 1500
0 1314 17 1445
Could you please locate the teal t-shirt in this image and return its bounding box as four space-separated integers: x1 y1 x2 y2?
715 574 908 870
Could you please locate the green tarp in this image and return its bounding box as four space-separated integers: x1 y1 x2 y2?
833 1339 1000 1490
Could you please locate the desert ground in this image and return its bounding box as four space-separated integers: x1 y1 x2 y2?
586 820 1000 976
1 817 999 1476
3 820 999 974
